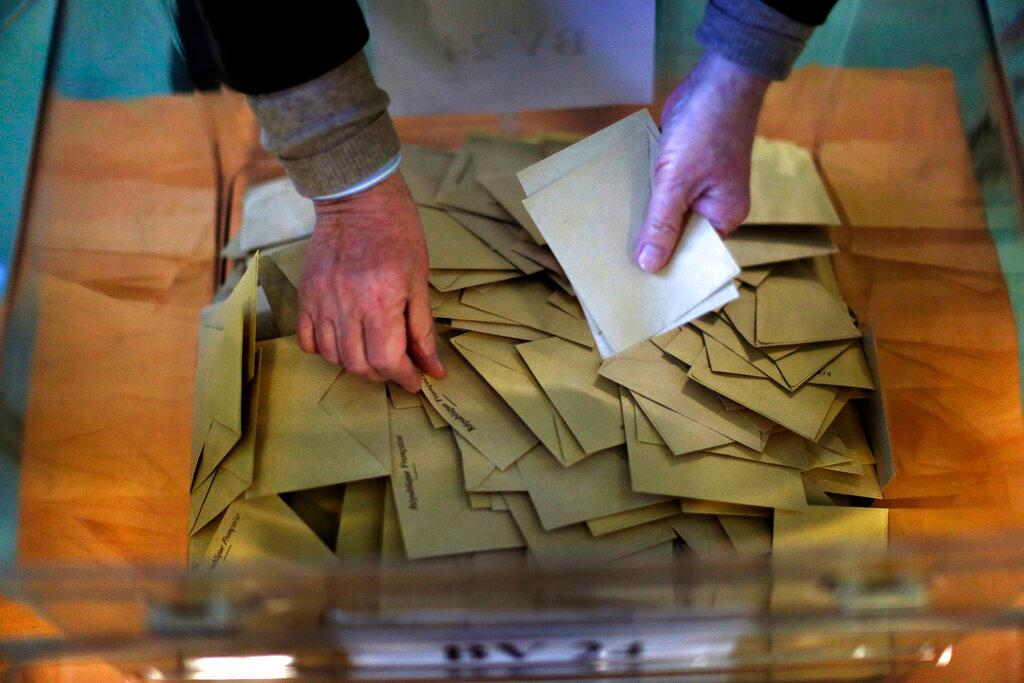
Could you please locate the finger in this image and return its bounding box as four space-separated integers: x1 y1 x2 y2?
691 184 750 237
364 304 421 394
337 313 383 382
636 149 694 273
405 282 445 378
297 310 317 354
315 318 341 365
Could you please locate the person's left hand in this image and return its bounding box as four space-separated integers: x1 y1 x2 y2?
635 52 770 272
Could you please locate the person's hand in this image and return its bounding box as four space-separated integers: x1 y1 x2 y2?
296 171 446 392
635 52 770 272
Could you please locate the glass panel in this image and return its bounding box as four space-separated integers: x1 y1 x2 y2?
2 0 1023 680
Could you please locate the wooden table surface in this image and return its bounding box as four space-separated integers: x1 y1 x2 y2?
4 67 1023 680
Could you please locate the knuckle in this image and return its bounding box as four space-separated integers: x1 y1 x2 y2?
349 366 378 382
653 156 683 182
409 326 434 347
644 218 682 240
342 354 372 376
366 349 401 376
320 350 341 365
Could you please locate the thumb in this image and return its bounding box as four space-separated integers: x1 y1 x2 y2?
690 184 750 237
636 152 693 273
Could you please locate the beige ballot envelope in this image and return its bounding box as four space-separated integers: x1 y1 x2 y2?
335 477 387 559
190 353 262 535
418 393 449 429
691 314 789 386
428 268 522 292
430 288 510 324
419 206 517 271
388 405 524 559
419 334 538 470
721 286 851 389
656 324 705 366
238 177 315 253
687 348 838 441
435 134 546 221
745 138 841 225
246 337 390 497
586 501 682 536
446 209 545 275
402 145 456 207
723 225 837 268
773 506 888 555
201 494 338 572
265 239 309 290
388 382 421 410
736 264 774 287
477 171 545 245
455 433 527 492
258 254 300 337
452 332 589 466
719 516 772 557
755 260 862 346
631 392 733 456
811 343 875 389
518 110 739 356
503 493 676 568
599 341 762 450
191 255 259 482
621 391 808 511
703 430 850 471
670 515 736 558
379 479 404 561
547 288 585 318
449 319 547 342
461 278 593 347
516 335 624 454
678 499 770 518
516 445 668 530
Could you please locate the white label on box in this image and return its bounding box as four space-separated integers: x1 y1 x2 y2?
364 0 655 116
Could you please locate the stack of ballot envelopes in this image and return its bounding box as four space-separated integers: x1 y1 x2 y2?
190 111 890 574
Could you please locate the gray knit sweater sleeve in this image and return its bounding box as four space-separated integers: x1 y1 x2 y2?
696 0 817 81
247 50 400 199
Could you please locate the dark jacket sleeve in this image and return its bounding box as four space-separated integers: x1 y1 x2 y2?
191 0 400 198
760 1 838 27
695 0 838 80
193 0 370 95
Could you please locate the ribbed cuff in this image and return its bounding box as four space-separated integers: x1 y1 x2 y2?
695 0 815 81
312 153 402 202
279 112 401 197
247 50 401 198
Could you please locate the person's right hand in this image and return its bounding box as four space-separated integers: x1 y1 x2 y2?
296 171 446 393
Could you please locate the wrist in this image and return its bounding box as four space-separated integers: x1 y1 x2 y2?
694 51 771 101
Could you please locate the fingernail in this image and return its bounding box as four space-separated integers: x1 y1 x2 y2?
637 244 664 272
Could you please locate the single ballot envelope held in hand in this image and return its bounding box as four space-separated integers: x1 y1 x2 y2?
518 110 739 357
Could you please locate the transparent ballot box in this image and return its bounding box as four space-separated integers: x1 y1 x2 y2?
2 0 1024 680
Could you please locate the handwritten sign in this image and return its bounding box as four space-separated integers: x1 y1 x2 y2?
364 0 655 116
